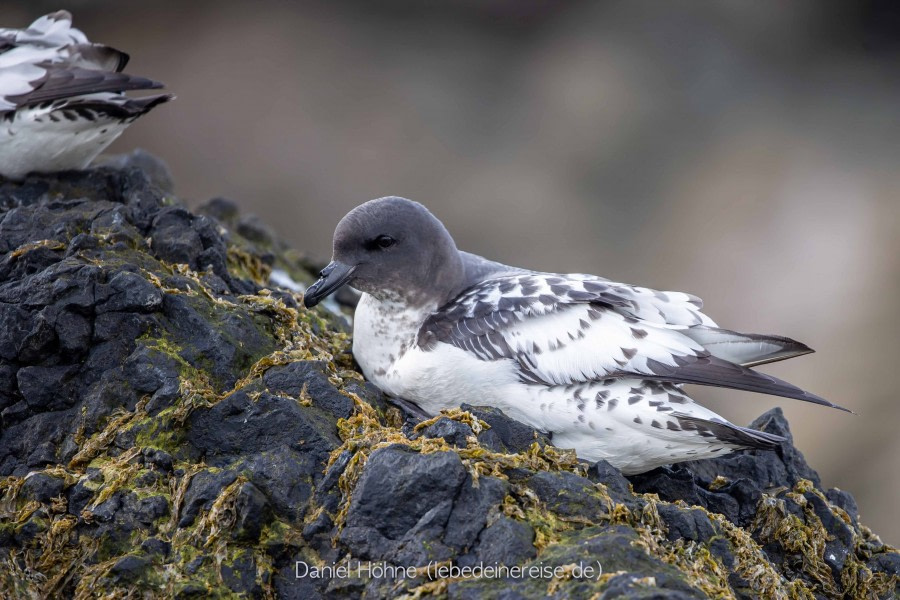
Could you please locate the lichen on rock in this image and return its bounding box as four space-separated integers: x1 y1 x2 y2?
0 154 896 599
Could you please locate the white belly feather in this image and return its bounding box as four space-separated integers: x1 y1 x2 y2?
0 105 128 179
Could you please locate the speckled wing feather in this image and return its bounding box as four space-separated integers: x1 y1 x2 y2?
418 273 846 411
4 66 163 109
0 10 154 113
0 12 128 72
28 93 173 121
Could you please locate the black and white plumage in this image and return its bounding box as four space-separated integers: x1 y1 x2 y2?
303 197 848 474
0 11 171 180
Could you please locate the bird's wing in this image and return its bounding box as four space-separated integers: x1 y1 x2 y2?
1 65 163 113
0 11 87 47
25 92 174 120
418 273 845 411
0 12 137 113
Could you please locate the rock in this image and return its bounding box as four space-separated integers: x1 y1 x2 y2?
196 197 240 224
444 475 507 550
470 516 537 565
1 155 897 600
417 416 474 447
656 504 716 543
221 552 261 595
461 403 549 453
140 537 171 557
67 477 97 515
531 471 608 521
134 494 169 525
95 149 175 193
109 555 151 583
123 345 180 394
186 387 340 524
20 472 65 502
142 448 174 472
99 271 163 314
17 365 80 411
150 207 204 268
187 389 339 462
263 361 354 420
231 482 272 542
160 293 275 389
826 487 859 524
587 459 632 498
628 409 817 528
176 470 237 528
342 446 467 544
869 552 900 577
236 214 277 246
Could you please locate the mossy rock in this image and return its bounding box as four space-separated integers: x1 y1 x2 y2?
0 155 896 599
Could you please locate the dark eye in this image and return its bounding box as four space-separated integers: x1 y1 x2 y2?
367 234 396 250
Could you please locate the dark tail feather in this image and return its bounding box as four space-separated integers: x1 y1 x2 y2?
57 93 173 120
643 354 851 413
10 68 165 107
673 413 786 449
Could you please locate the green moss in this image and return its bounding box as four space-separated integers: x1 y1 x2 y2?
133 417 184 455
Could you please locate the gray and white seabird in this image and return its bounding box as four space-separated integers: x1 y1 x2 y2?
304 196 848 474
0 11 172 180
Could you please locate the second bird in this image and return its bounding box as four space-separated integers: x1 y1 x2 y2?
0 11 171 180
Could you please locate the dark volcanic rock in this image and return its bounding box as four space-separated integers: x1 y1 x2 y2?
263 361 354 420
186 389 339 463
20 472 65 502
417 416 474 447
586 459 633 502
462 403 550 453
231 481 272 542
529 471 607 519
468 516 537 566
178 470 239 528
341 445 468 561
109 555 151 583
444 475 507 551
0 156 897 600
629 408 819 528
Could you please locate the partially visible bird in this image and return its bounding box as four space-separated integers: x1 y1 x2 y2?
0 11 172 180
303 197 849 474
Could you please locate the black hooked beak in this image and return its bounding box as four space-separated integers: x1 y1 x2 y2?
303 261 356 308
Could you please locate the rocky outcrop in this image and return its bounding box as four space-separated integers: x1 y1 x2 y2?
0 154 896 599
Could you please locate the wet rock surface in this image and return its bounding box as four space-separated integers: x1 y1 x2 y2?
0 156 897 599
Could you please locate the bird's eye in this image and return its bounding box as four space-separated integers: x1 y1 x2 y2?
371 235 396 250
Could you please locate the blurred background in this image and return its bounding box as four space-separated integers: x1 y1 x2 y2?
3 1 898 543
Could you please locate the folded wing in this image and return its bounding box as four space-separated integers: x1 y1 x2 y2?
419 273 846 411
1 11 163 114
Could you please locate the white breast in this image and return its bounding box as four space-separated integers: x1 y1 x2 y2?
353 292 520 414
352 293 432 394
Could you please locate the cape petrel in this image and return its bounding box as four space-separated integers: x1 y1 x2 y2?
304 196 847 474
0 11 171 180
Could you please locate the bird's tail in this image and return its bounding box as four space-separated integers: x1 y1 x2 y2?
683 326 814 368
672 413 786 450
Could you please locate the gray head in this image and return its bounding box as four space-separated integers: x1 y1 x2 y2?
303 197 465 308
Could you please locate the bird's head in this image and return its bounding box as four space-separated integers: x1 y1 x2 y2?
303 196 463 308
